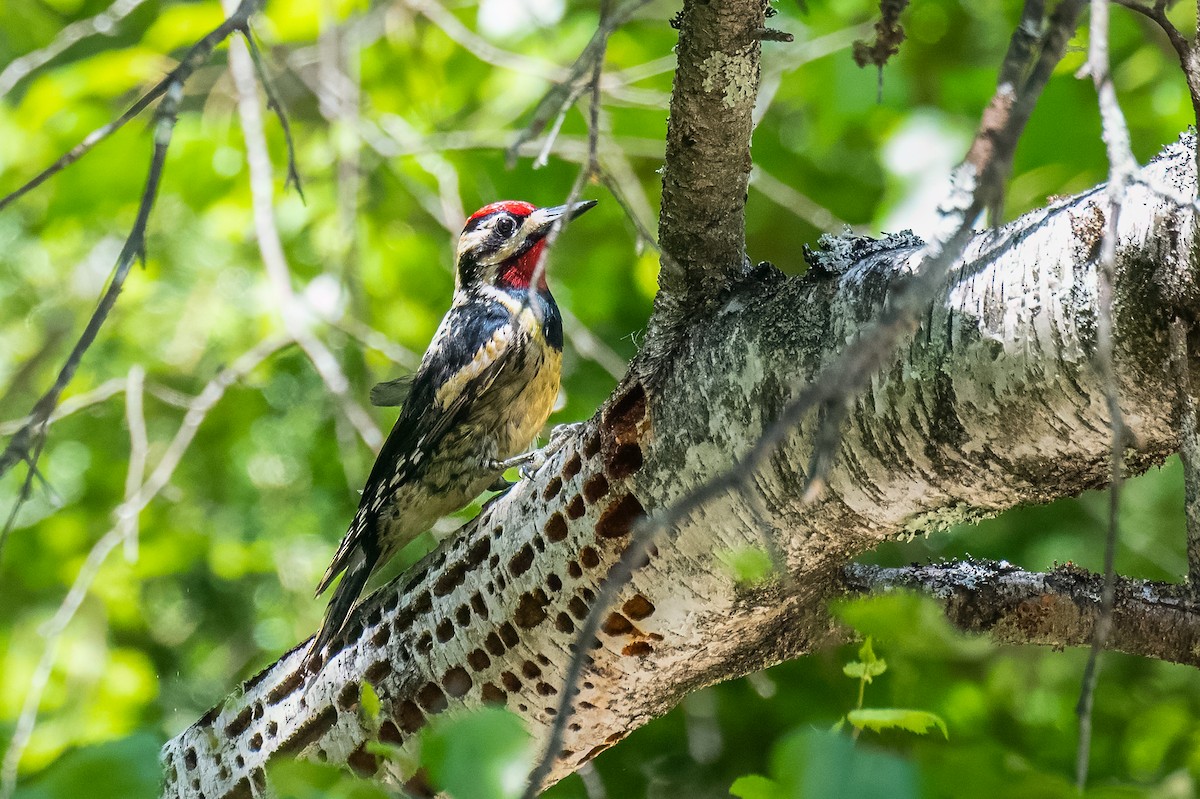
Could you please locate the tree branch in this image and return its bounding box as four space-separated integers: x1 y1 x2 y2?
161 135 1200 799
843 560 1200 667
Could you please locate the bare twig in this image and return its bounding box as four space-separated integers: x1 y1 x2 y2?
0 337 286 798
0 0 269 563
0 377 126 436
242 27 305 200
119 365 147 562
0 0 152 98
506 0 654 167
223 4 382 451
0 78 184 557
1075 0 1139 788
0 0 264 213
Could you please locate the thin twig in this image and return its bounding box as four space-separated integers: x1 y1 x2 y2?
241 27 305 200
0 0 152 98
119 365 147 562
224 4 383 451
506 0 653 167
0 337 286 799
1075 0 1139 788
0 377 126 436
0 77 184 559
0 0 269 564
0 0 264 213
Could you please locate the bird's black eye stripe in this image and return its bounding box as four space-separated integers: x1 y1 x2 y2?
495 215 517 237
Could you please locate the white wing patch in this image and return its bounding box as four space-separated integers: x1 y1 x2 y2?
433 323 515 409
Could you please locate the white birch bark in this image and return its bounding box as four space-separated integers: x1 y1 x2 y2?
161 136 1200 798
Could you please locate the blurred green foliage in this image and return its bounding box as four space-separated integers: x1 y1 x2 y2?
0 0 1196 797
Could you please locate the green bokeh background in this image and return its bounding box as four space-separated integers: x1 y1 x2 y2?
0 0 1196 796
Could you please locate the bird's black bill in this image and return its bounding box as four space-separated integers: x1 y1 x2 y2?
528 200 597 237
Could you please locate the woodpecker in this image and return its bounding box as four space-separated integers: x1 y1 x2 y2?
304 199 596 673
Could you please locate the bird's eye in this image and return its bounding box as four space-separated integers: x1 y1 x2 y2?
495 216 517 237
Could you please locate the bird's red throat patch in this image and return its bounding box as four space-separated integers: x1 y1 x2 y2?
499 239 548 292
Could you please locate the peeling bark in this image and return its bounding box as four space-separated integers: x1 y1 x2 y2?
161 137 1200 797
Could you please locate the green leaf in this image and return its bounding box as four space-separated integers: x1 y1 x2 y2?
729 774 785 799
846 709 949 739
360 680 381 721
14 733 162 799
717 547 775 586
843 636 887 681
421 708 533 799
771 729 918 799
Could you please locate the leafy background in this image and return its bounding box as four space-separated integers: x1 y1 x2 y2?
0 0 1196 796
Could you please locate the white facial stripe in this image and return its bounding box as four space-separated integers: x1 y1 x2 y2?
456 214 547 269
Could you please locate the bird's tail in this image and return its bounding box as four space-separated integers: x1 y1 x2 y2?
303 546 375 674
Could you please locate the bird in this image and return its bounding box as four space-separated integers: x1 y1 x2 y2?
304 198 597 673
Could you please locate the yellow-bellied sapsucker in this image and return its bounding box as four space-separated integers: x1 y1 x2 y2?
304 199 596 672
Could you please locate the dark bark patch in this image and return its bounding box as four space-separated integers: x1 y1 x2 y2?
372 625 391 648
397 700 426 734
544 476 563 501
279 706 337 755
481 682 507 705
267 669 304 705
567 561 582 579
567 495 586 519
623 594 656 620
347 743 379 776
225 706 252 738
514 589 550 628
604 381 646 436
436 619 454 643
545 513 568 542
336 682 359 713
433 561 468 597
597 494 645 538
605 443 644 480
499 622 520 647
466 536 491 567
417 682 448 714
546 573 563 592
583 474 610 503
522 660 542 679
500 671 522 692
365 660 392 684
536 682 558 696
602 612 634 636
563 453 583 480
568 596 589 620
184 748 197 770
470 591 488 617
467 649 491 671
443 667 472 698
484 632 506 656
413 592 433 614
580 546 600 569
555 612 576 633
379 720 403 746
455 605 471 627
509 544 535 577
584 431 602 457
623 641 653 657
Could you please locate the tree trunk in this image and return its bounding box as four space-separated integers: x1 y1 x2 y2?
160 135 1200 798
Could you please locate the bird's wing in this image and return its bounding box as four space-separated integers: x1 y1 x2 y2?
316 300 517 596
369 375 414 407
